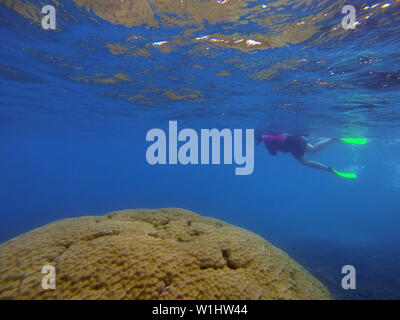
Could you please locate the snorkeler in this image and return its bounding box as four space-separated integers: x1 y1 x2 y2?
256 133 366 178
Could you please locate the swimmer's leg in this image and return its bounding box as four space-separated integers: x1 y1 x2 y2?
305 138 336 154
295 154 333 173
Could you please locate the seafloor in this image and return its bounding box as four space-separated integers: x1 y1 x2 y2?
282 239 400 300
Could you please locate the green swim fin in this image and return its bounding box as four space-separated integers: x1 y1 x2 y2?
340 138 367 145
332 169 357 179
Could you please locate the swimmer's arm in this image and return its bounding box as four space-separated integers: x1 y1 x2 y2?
265 145 277 155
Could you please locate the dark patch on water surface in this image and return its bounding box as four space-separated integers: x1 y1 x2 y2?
0 63 47 83
356 71 400 90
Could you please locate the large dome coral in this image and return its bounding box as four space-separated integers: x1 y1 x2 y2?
0 208 331 299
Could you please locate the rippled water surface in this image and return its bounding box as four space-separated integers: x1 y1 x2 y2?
1 0 400 299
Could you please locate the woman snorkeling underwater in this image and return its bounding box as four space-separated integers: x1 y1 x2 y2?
256 132 366 179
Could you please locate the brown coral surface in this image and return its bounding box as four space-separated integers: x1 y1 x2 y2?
0 208 331 300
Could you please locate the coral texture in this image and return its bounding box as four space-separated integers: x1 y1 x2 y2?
0 208 331 300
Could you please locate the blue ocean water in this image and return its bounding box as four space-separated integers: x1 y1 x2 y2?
1 0 400 299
